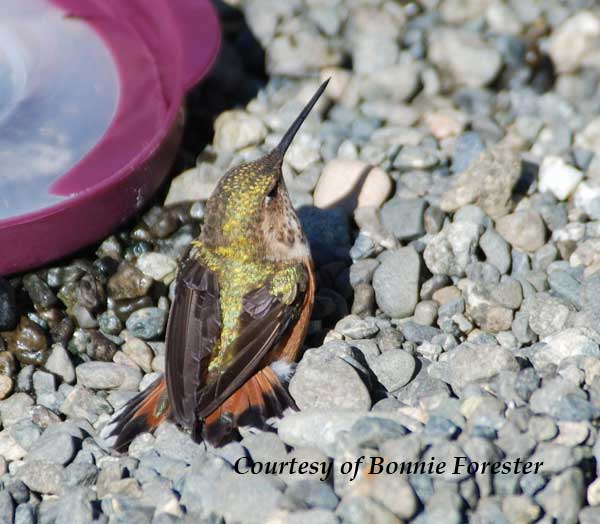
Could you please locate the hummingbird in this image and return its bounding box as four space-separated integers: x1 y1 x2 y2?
102 80 328 449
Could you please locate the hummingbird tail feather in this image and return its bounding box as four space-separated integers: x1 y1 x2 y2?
203 365 297 446
101 377 170 452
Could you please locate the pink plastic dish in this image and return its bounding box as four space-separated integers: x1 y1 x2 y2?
0 0 221 276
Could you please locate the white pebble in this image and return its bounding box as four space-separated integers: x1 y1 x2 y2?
136 253 177 284
539 156 583 201
213 110 267 152
313 159 392 214
549 11 600 73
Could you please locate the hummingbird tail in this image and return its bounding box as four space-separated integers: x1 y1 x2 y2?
202 363 297 447
101 376 170 452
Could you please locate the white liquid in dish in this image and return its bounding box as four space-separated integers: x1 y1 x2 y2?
0 0 119 219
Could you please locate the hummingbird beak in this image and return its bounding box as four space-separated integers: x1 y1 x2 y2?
271 78 330 165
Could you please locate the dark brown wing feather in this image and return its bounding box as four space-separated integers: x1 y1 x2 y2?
165 259 221 429
196 268 307 419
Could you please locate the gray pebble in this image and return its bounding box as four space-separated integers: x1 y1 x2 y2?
28 430 78 466
336 495 399 524
535 468 583 524
334 315 379 339
531 328 599 369
429 27 502 88
424 205 445 234
350 416 407 448
242 432 287 464
452 132 485 173
480 229 512 274
44 344 75 384
370 474 418 520
413 300 439 326
98 310 122 335
440 342 520 391
373 247 421 318
125 307 168 340
530 378 598 422
349 259 379 287
0 492 14 524
54 487 94 524
75 362 141 390
290 342 371 411
369 349 416 391
380 198 426 241
282 479 338 510
496 210 546 253
394 147 439 172
580 507 600 524
401 321 442 343
15 460 65 495
351 283 376 316
548 269 581 308
15 503 36 524
60 386 112 424
424 221 481 277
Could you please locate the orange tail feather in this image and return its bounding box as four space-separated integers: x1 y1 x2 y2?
202 365 296 446
101 377 170 452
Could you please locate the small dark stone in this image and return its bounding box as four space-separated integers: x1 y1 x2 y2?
73 275 106 313
130 226 153 242
87 331 118 362
46 268 65 288
23 274 57 309
148 210 179 239
97 235 122 260
50 317 75 347
0 351 17 377
62 264 86 284
0 278 18 331
113 296 154 322
4 317 49 366
107 263 153 301
93 256 120 277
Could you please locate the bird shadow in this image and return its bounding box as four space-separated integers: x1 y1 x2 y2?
297 164 392 346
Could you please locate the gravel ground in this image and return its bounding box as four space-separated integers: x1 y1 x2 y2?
3 0 600 522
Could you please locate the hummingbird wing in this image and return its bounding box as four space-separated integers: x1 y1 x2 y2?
165 258 221 429
195 266 309 420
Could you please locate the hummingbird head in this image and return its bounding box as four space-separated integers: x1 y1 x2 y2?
200 79 329 262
